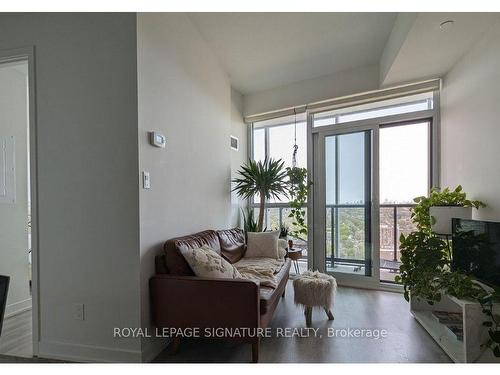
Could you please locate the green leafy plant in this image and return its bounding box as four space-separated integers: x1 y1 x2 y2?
232 158 289 232
241 207 258 233
279 224 289 239
397 231 449 302
479 289 500 357
412 185 485 233
396 186 500 356
286 166 311 240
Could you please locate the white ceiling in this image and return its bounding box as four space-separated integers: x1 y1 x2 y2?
188 13 397 94
382 13 500 86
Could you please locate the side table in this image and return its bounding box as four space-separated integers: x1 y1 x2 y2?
287 248 302 275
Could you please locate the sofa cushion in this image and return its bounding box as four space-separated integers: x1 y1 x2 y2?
278 239 287 259
234 257 285 289
259 258 291 314
180 245 242 279
216 228 246 264
245 231 279 258
164 230 221 276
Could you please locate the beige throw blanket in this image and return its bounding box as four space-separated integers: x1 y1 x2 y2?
234 257 285 289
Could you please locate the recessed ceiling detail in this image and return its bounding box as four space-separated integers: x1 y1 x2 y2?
381 13 500 86
188 13 500 94
189 13 397 94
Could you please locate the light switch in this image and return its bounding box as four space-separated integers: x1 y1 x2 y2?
72 303 85 321
143 171 151 189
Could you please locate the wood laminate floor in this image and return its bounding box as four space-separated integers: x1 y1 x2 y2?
154 283 452 363
0 284 452 363
0 309 32 359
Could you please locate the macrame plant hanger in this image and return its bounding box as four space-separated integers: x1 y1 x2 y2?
292 108 298 168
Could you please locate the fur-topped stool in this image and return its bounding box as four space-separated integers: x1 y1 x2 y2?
293 271 337 327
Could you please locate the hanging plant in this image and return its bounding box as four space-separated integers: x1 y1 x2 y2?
286 166 311 240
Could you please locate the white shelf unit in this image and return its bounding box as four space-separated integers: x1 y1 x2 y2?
411 293 500 363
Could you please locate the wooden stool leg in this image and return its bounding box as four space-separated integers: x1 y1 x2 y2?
169 336 181 355
305 306 312 327
324 307 334 320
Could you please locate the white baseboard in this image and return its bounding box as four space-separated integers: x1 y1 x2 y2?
141 336 170 362
5 298 32 318
38 339 142 363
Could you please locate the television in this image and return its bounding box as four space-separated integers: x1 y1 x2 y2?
0 275 9 337
452 219 500 288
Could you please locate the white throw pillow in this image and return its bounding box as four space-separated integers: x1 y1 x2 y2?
180 245 241 279
278 239 288 259
245 231 280 258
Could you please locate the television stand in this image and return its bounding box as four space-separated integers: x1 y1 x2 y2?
411 291 500 363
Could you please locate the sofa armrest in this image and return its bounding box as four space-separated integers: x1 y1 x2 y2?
150 275 260 333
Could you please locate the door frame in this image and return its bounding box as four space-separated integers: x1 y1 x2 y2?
307 104 440 290
312 123 381 288
0 46 39 356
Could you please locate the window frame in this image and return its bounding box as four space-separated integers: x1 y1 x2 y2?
247 85 440 290
309 90 440 290
377 119 433 283
249 118 307 205
313 92 434 127
248 119 308 233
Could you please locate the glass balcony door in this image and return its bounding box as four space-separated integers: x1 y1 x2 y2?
378 121 431 282
326 130 372 276
312 120 432 287
314 127 374 283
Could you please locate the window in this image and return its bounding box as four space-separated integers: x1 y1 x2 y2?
251 113 309 272
252 128 265 162
311 89 436 284
250 84 438 284
379 121 431 282
314 92 433 127
253 113 307 169
252 113 307 203
379 122 430 204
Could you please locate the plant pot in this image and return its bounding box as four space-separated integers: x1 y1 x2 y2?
429 206 472 235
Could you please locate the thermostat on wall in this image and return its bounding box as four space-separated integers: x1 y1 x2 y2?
149 131 166 148
230 136 239 151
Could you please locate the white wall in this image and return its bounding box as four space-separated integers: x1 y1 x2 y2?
441 20 500 221
243 65 379 116
230 88 247 226
137 13 236 361
0 61 31 318
0 13 142 362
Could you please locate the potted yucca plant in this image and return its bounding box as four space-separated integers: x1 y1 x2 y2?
232 158 289 232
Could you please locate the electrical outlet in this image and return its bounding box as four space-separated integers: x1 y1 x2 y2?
72 303 85 321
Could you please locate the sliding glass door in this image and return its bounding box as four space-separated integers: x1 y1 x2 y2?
247 87 438 287
312 124 376 285
378 121 431 282
310 92 436 288
324 130 372 277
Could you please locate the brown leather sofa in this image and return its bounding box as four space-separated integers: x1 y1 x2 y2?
150 228 291 362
